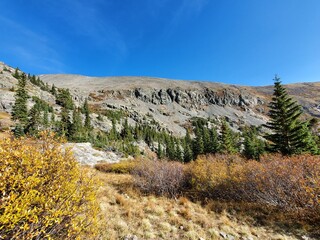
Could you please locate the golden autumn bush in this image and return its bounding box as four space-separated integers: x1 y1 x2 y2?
187 154 245 200
94 159 137 174
0 131 99 240
187 154 320 217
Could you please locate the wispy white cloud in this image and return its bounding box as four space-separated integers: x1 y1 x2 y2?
163 0 209 39
0 15 65 73
43 0 127 58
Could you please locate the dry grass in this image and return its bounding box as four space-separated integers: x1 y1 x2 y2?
0 111 12 133
94 170 306 240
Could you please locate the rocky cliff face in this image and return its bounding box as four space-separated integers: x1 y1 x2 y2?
38 75 270 135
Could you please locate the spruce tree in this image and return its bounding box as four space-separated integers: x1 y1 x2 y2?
43 108 49 128
51 112 55 127
56 89 74 109
175 139 183 162
70 108 83 141
12 67 20 79
165 136 175 160
192 125 204 158
157 141 163 159
183 130 193 162
202 127 211 153
83 98 91 130
59 107 71 137
12 73 29 132
242 126 265 160
265 76 313 155
220 119 237 154
209 127 220 153
109 119 118 140
183 143 193 163
51 84 57 96
26 103 42 135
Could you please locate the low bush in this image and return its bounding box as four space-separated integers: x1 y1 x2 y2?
95 160 137 174
0 131 99 239
242 154 320 212
187 154 320 216
187 154 246 200
132 159 187 198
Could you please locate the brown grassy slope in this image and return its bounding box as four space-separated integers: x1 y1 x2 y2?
0 111 12 139
95 170 300 240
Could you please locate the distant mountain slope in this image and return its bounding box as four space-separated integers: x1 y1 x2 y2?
1 60 319 137
39 74 268 135
40 73 320 135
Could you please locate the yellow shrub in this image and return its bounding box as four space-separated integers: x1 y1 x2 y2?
95 160 137 174
0 131 99 240
187 154 320 217
187 154 247 200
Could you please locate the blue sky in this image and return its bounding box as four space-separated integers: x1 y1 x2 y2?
1 0 320 86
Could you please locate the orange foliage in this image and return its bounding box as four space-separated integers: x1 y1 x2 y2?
187 154 320 216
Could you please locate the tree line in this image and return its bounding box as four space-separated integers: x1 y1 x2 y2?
11 69 320 160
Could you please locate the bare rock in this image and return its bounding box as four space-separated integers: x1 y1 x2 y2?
63 142 121 166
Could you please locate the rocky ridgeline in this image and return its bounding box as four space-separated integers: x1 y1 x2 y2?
94 87 264 109
83 83 269 135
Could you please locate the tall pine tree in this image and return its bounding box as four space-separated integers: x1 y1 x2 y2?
265 76 314 155
83 98 91 130
12 73 29 133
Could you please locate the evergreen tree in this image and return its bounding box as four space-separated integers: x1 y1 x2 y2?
157 141 163 159
12 67 20 79
43 108 49 127
12 73 29 131
183 143 193 163
50 112 55 127
70 108 83 141
295 122 319 154
220 119 237 154
202 127 211 153
13 124 25 137
242 126 265 160
209 127 220 153
56 89 74 109
83 98 91 130
185 130 192 146
192 125 204 158
175 139 183 162
265 76 314 155
183 130 193 162
59 107 71 137
109 119 118 140
121 118 133 140
165 136 175 160
51 84 57 96
26 103 42 135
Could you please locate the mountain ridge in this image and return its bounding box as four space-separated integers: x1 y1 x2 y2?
1 62 320 138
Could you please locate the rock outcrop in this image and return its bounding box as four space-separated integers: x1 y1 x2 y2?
63 142 121 166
